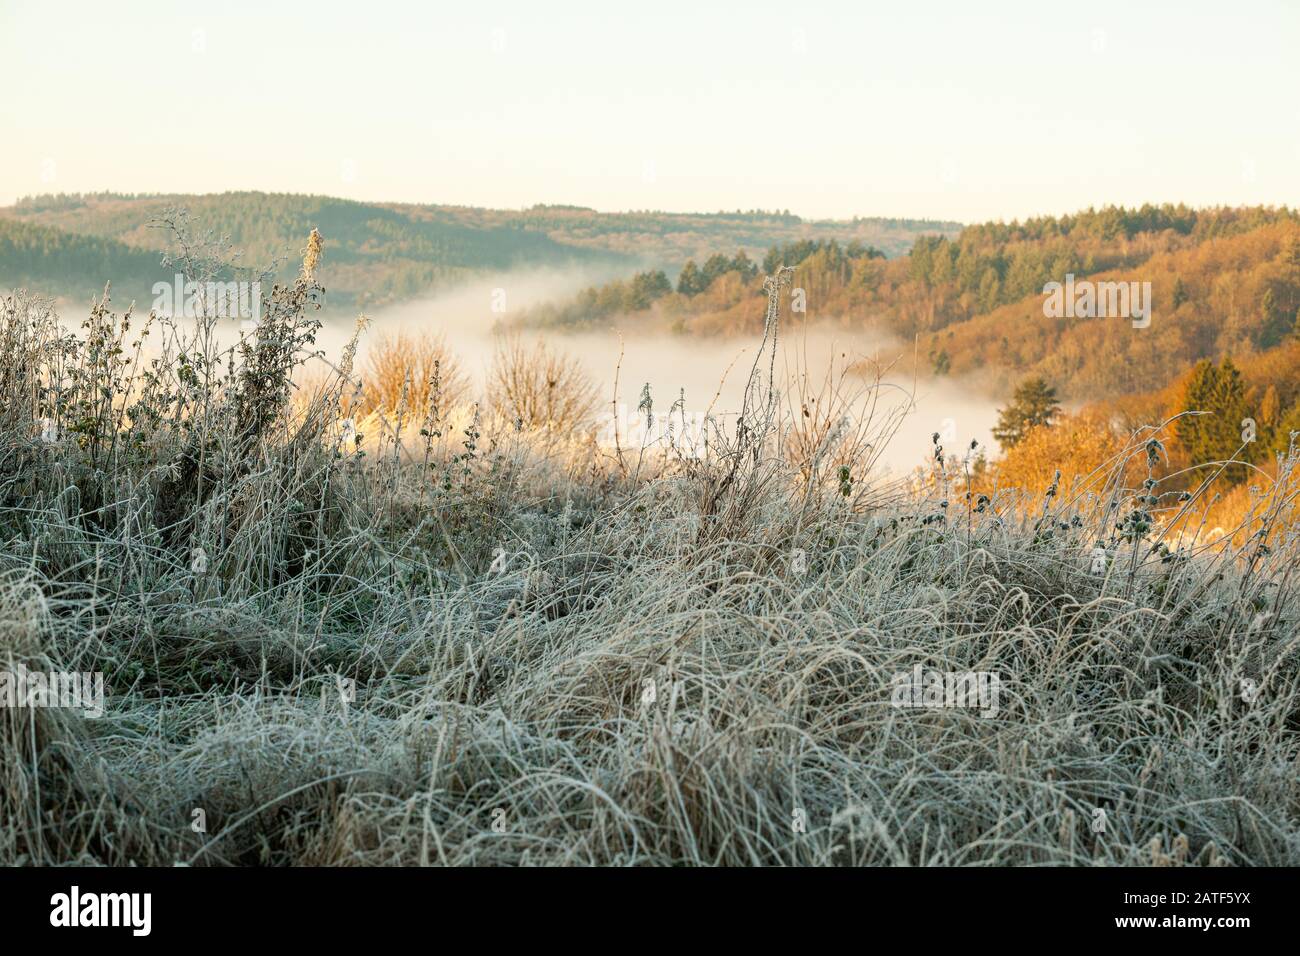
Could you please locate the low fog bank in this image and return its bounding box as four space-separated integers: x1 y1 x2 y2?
41 263 1002 474
329 268 1002 475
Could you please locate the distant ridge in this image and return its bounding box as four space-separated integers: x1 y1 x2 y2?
0 192 960 308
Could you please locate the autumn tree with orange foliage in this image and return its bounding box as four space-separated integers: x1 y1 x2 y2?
990 409 1127 498
360 329 469 417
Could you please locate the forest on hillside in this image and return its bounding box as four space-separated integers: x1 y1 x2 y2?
0 193 958 309
513 203 1300 533
519 205 1300 404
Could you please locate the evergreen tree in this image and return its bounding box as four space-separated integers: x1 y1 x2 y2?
993 377 1061 448
729 250 757 281
762 246 782 274
1175 357 1249 467
700 253 731 287
1258 287 1291 346
1171 275 1187 309
627 270 671 310
676 260 703 296
1273 402 1300 457
1176 359 1218 461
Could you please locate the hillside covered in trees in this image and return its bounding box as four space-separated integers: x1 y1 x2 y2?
8 193 1298 522
0 193 958 309
516 203 1300 525
0 217 175 303
522 204 1300 394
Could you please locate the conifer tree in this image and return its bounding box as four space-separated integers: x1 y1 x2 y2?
676 260 703 296
1176 357 1249 467
993 377 1061 449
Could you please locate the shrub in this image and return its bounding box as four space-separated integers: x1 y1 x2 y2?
359 329 469 417
487 335 597 431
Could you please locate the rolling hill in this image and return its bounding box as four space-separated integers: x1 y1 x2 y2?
515 203 1300 403
0 192 959 310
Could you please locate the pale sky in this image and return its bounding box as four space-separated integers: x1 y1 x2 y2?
2 0 1297 222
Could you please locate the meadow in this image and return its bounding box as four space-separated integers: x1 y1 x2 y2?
1 236 1297 866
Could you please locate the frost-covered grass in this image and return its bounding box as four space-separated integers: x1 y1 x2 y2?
1 256 1297 866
